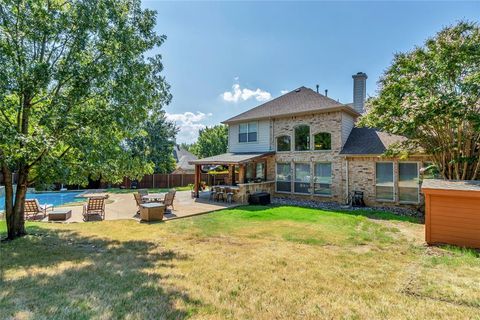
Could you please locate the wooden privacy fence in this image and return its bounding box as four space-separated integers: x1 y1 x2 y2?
122 173 230 189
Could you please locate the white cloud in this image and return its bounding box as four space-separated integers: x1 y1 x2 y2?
280 90 289 94
222 84 272 103
166 111 212 144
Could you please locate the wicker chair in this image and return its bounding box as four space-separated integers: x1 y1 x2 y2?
83 196 106 221
25 199 53 220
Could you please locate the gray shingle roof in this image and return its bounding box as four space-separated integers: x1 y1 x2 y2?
223 87 359 124
189 152 275 165
173 145 197 171
340 127 407 155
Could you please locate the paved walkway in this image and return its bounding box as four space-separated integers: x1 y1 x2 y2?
40 190 238 223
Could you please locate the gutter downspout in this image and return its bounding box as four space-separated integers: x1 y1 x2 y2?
345 157 349 205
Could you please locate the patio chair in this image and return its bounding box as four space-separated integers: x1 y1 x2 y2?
225 187 235 204
209 187 217 201
24 199 53 220
216 187 225 202
160 190 176 211
83 196 106 221
133 192 147 214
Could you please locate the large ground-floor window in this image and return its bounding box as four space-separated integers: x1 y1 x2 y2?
314 162 332 195
276 163 291 192
375 162 394 201
294 163 311 194
399 162 419 202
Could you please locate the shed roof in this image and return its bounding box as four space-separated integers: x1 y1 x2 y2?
189 152 275 165
422 179 480 192
223 87 359 124
340 127 408 155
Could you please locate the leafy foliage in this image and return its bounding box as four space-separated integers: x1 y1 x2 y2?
0 0 172 238
360 21 480 180
126 112 178 174
190 124 228 158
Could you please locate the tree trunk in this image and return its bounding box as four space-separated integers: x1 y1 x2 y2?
4 167 29 240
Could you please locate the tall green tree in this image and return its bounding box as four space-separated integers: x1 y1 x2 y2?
360 21 480 180
190 125 228 158
0 0 171 240
126 111 178 174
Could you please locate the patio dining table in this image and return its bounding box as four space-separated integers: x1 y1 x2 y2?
142 193 166 202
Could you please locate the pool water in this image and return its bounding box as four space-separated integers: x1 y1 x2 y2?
0 191 85 211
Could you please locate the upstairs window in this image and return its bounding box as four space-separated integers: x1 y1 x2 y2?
239 122 257 143
314 132 331 150
276 135 291 152
294 125 310 151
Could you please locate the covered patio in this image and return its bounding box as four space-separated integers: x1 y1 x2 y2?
189 152 276 204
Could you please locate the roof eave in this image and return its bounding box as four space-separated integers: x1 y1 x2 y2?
223 105 360 124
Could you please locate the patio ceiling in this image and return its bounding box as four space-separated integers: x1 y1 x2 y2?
188 152 275 165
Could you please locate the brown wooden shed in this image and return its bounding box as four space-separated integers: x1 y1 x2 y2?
422 179 480 248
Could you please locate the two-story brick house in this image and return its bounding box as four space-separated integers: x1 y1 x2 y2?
191 73 429 208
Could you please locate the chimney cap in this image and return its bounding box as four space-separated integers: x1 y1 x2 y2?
352 72 368 79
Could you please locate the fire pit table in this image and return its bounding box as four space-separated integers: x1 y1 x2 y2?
48 209 72 221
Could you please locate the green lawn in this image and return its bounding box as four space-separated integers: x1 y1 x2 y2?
1 206 479 319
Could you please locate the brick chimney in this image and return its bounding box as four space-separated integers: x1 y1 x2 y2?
352 72 367 114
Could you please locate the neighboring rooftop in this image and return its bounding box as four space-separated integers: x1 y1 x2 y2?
173 145 197 172
223 86 359 124
340 127 408 155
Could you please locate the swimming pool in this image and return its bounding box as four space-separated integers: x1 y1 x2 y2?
0 191 85 211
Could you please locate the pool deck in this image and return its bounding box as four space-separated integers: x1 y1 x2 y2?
35 190 238 223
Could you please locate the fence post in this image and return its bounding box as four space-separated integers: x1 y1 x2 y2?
167 174 170 189
181 174 184 186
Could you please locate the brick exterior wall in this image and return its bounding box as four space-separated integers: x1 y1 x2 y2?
272 112 347 203
346 156 428 210
269 111 429 209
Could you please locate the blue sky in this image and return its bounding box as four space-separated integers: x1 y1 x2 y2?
143 1 480 144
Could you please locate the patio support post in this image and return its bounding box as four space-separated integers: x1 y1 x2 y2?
194 164 200 198
239 164 245 184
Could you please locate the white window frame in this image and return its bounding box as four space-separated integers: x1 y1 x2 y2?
398 161 420 204
238 121 258 143
294 124 311 152
313 162 332 197
275 162 292 194
312 132 332 151
275 135 292 152
293 162 311 194
375 161 395 202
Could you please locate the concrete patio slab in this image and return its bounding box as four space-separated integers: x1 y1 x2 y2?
39 190 238 223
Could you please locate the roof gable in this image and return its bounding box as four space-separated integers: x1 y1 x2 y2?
223 87 359 124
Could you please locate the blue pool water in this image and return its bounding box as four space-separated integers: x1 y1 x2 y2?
0 191 85 211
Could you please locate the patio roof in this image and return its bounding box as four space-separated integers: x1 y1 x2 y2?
189 152 275 165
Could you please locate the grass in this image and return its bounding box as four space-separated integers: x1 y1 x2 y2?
1 206 479 319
